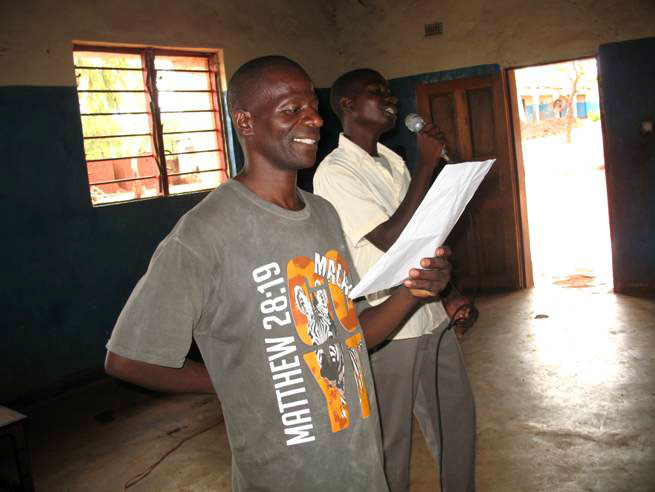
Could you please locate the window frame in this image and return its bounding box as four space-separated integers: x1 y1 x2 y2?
73 44 231 206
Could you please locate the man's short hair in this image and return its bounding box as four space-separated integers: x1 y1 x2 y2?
330 68 381 120
227 55 306 118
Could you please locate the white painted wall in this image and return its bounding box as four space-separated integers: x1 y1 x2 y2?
1 0 654 88
332 0 655 79
0 0 338 87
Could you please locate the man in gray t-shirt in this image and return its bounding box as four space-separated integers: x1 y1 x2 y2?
106 56 453 491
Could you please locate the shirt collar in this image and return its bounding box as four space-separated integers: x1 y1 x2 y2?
337 133 404 169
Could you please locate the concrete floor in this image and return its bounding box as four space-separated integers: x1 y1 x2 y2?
5 286 654 491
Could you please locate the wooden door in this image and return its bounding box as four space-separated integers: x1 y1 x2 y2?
416 73 528 291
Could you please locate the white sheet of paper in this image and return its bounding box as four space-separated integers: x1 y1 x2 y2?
349 159 495 299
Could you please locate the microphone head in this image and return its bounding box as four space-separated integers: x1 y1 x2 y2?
404 113 425 133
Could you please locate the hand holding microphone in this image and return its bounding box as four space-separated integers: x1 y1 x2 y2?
405 113 452 164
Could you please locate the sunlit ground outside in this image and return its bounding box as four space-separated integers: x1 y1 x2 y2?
522 120 613 290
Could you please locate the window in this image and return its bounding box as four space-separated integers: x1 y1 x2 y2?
73 46 229 206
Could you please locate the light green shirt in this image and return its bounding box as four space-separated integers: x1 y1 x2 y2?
314 134 449 340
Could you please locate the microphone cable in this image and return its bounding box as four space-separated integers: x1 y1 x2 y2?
435 218 480 491
434 297 478 492
405 113 481 488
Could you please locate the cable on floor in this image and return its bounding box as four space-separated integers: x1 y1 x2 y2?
123 420 221 490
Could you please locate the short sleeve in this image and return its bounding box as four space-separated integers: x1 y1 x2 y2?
106 235 214 368
314 163 389 247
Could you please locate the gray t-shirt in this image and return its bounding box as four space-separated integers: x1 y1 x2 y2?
107 180 388 492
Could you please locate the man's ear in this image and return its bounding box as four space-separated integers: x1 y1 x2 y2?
234 110 254 136
340 96 354 114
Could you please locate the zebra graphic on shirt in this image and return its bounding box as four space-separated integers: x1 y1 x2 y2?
347 338 365 398
293 283 346 409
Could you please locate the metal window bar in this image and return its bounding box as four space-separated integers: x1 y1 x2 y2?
90 175 159 186
159 110 217 115
86 154 153 163
74 66 144 71
156 90 217 93
77 90 146 93
162 129 219 136
167 168 224 178
155 67 211 72
84 132 152 140
80 111 150 116
165 148 221 157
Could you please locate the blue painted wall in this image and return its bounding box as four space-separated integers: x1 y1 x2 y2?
0 86 209 402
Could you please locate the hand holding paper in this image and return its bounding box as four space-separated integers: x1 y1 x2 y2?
403 245 452 299
349 159 495 299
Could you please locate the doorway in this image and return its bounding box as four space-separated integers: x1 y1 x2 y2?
510 59 613 290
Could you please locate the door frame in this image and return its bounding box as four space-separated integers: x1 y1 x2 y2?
505 68 534 289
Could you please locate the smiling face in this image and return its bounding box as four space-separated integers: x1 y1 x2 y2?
346 71 398 133
236 65 323 172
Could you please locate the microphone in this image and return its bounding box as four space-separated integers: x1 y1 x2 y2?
404 113 452 163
